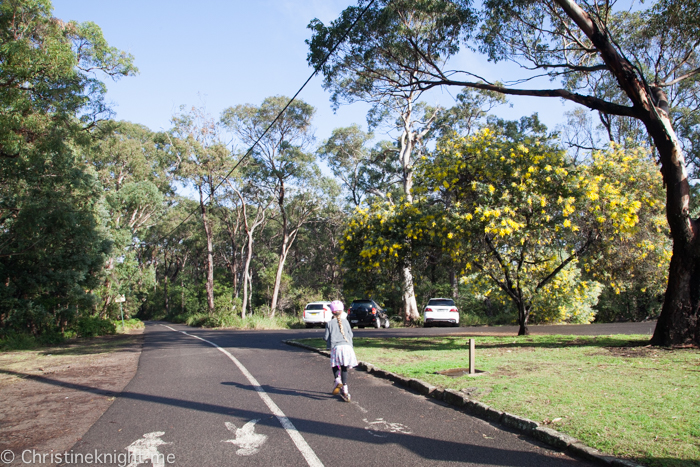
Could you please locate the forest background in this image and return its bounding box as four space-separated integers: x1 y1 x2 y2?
1 0 697 344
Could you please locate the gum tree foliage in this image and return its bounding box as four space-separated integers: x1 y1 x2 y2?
307 0 476 323
85 121 177 318
317 125 407 208
221 96 323 316
171 106 232 314
324 0 699 345
0 0 136 334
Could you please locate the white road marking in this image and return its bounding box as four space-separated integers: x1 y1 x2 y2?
362 418 413 438
161 325 324 467
352 402 368 413
125 432 172 467
222 419 268 456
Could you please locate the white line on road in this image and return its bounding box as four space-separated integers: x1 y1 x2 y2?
161 325 324 467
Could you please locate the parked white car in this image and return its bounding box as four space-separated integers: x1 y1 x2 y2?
423 298 459 327
303 301 332 328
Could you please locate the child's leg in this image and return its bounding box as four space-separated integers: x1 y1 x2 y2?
332 365 343 395
339 366 351 401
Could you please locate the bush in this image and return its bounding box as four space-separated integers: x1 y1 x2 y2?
70 316 116 338
0 329 65 351
114 318 145 331
0 331 40 351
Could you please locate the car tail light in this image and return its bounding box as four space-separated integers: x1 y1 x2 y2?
371 309 376 315
449 308 458 312
425 307 433 312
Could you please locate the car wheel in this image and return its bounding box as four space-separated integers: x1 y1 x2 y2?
305 323 312 328
424 322 431 328
383 318 390 328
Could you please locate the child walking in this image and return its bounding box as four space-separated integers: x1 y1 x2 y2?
324 300 358 402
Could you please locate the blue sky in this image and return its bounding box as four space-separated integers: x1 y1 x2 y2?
52 0 572 145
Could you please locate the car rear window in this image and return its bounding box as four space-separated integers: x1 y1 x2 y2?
305 304 325 310
352 300 374 307
427 299 455 306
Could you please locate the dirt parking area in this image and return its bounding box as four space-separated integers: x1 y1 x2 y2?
0 331 143 466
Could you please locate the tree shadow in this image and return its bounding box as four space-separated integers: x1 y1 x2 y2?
343 335 655 353
1 368 592 466
221 381 329 401
36 333 143 357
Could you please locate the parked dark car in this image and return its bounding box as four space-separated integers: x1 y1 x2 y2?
347 299 390 329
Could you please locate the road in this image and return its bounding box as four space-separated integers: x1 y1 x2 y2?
58 321 650 467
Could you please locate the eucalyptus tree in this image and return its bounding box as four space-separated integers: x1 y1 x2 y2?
307 1 473 322
326 0 700 346
85 121 177 315
221 178 273 318
141 198 200 318
317 125 375 207
0 0 136 334
221 96 320 315
171 106 232 314
317 125 404 208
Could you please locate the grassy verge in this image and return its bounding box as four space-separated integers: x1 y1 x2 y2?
299 334 700 467
0 318 145 352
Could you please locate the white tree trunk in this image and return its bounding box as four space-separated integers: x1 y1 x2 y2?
241 231 254 319
270 232 290 317
402 265 420 323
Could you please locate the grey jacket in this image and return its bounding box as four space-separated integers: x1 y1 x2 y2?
324 317 354 349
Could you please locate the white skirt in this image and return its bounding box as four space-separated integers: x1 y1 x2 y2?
330 345 358 368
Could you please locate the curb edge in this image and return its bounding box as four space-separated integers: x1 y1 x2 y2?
282 339 645 467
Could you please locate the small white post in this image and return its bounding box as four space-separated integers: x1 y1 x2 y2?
115 294 126 330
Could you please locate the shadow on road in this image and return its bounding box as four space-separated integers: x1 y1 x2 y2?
221 380 329 401
2 367 592 466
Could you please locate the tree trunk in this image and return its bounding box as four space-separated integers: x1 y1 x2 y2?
639 98 700 346
651 235 700 346
398 98 422 324
164 270 169 315
449 265 458 299
241 231 255 319
549 0 700 347
270 180 288 317
517 302 530 336
199 186 216 314
401 265 420 323
181 278 185 315
270 231 290 317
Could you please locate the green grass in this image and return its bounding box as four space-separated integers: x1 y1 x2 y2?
299 334 700 467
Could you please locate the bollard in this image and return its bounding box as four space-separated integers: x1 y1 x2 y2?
468 338 475 375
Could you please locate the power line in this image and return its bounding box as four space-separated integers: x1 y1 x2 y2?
160 0 377 242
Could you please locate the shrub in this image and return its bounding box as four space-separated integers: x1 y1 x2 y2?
71 316 116 338
114 318 145 331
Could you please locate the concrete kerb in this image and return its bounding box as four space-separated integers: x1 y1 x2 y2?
282 339 645 467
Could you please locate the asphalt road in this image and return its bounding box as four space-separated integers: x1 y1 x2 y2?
56 321 643 467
